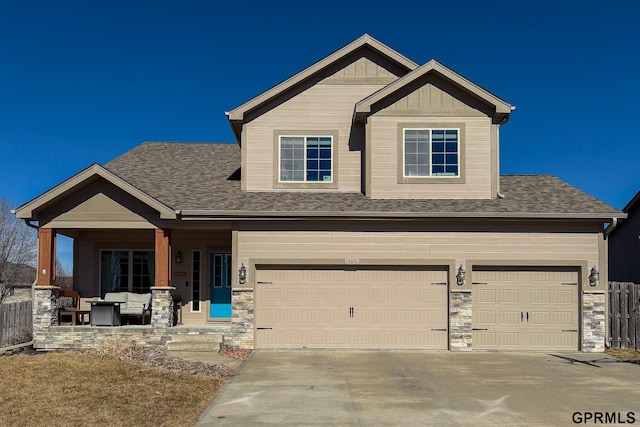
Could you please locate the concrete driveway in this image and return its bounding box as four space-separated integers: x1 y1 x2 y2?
197 351 640 426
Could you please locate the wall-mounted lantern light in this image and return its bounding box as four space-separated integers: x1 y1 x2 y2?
239 263 247 284
175 250 182 264
588 265 599 287
456 265 466 286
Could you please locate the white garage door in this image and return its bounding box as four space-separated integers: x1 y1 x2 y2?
472 269 579 351
255 266 449 349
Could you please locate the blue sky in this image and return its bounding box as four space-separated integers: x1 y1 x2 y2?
1 1 639 270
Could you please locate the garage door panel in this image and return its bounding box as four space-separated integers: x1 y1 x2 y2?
476 289 496 303
552 311 574 325
475 310 496 325
529 289 550 304
553 289 574 304
498 332 520 347
256 267 448 349
499 311 521 325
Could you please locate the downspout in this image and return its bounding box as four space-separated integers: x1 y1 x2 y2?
603 217 619 239
496 192 505 199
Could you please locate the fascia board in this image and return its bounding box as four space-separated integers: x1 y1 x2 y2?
14 164 177 220
179 209 626 221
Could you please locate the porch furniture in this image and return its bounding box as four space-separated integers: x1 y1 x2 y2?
104 292 152 324
58 290 81 325
90 301 121 326
77 298 94 325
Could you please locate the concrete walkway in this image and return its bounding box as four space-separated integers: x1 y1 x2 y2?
197 351 640 426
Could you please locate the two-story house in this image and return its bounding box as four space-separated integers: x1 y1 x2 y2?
15 34 624 352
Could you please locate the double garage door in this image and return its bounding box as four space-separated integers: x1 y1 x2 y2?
255 266 449 349
255 266 580 351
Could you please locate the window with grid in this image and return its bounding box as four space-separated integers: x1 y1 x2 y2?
100 250 154 297
280 136 332 182
404 129 459 177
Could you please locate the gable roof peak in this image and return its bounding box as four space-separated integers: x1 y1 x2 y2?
355 57 514 124
226 34 419 141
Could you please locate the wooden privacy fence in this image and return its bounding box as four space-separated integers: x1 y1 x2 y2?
0 301 32 348
609 281 640 350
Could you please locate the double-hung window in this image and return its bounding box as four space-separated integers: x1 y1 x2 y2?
279 136 333 182
404 129 459 178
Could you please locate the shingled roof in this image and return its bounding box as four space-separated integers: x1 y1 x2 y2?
104 142 622 219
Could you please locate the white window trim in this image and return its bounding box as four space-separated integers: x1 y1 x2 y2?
402 128 460 179
278 135 334 183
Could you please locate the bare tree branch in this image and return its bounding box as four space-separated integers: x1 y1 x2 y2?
0 198 37 304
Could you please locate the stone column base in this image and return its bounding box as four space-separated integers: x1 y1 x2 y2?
450 291 472 351
583 292 606 352
227 288 254 349
33 286 60 345
151 287 175 329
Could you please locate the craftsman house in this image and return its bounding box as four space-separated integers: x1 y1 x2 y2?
15 34 624 352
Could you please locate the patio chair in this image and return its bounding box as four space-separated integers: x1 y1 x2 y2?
58 290 81 325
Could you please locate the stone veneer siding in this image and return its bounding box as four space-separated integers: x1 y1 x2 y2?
582 292 606 352
151 287 174 328
450 291 472 351
33 286 59 344
227 288 254 349
33 326 230 350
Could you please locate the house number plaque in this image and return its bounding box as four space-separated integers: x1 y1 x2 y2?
345 258 360 265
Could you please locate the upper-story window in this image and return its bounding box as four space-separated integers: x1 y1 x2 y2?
279 136 333 182
403 129 459 178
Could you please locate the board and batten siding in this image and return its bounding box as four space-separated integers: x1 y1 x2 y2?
238 230 600 268
243 84 385 192
367 115 493 199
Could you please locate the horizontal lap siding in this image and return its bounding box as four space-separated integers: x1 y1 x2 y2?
239 230 599 264
369 116 492 199
244 84 384 191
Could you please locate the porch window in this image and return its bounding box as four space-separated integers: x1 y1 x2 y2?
100 250 154 297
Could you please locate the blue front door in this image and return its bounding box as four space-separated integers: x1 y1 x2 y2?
210 253 232 318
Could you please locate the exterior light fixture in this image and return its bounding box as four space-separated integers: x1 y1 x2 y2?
175 251 182 264
588 265 599 287
456 265 466 286
239 263 247 285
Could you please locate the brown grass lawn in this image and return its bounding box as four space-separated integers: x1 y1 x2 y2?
605 347 640 363
0 351 223 427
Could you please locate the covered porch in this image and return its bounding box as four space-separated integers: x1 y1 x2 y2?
15 164 251 350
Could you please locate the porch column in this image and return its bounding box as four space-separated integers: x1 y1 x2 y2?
33 228 59 347
154 228 171 287
37 228 56 286
152 228 174 328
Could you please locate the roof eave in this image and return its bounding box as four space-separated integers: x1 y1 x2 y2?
178 209 625 221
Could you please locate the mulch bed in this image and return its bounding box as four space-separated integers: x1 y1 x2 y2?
219 345 252 361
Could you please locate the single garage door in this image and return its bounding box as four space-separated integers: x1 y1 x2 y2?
255 266 448 349
472 268 579 351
